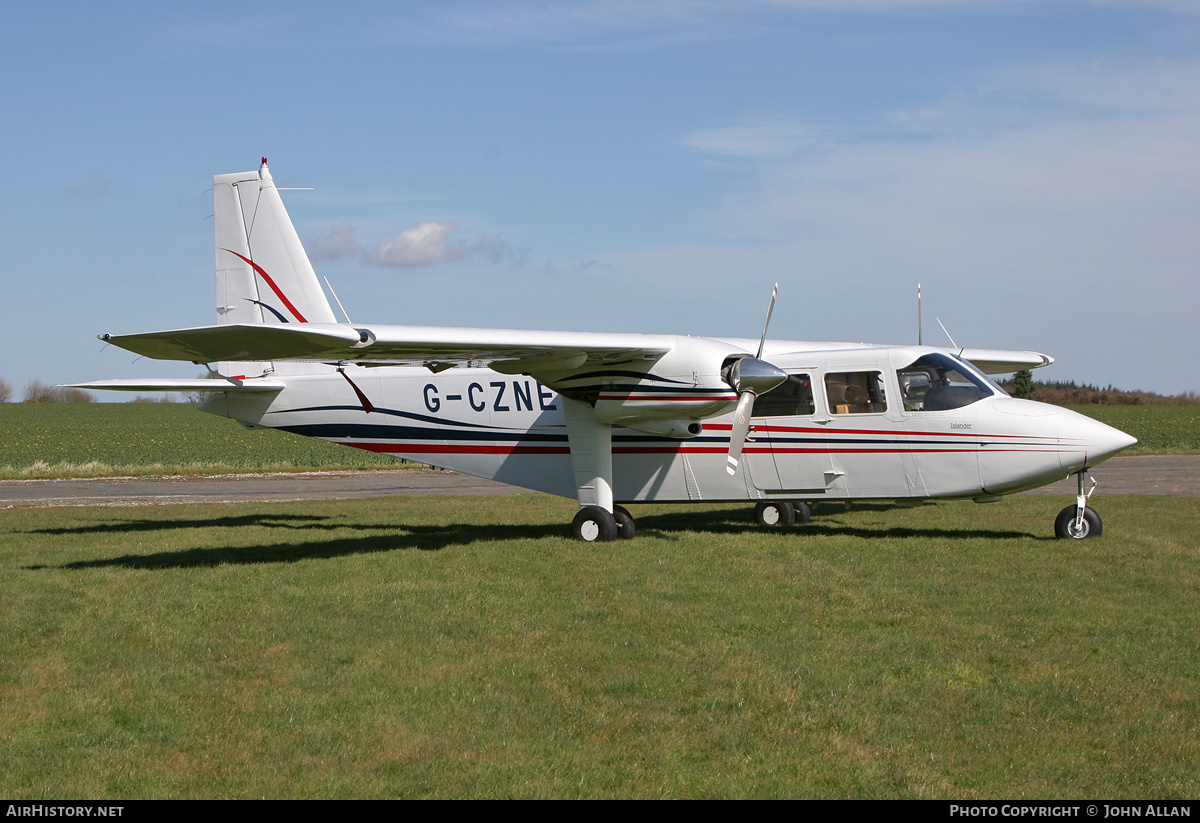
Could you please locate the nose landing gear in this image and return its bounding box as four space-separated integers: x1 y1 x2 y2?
1055 471 1102 539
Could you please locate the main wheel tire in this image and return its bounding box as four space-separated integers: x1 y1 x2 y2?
572 506 619 542
754 501 797 527
1054 505 1102 540
794 501 812 524
613 505 636 540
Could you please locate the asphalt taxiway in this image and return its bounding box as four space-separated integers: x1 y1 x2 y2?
1 455 1196 508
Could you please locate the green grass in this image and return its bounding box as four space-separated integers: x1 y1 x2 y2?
2 494 1198 798
1068 405 1200 453
0 403 403 478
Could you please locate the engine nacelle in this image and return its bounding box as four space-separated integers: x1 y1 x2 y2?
620 419 704 439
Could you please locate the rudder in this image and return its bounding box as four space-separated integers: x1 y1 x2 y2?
213 158 337 375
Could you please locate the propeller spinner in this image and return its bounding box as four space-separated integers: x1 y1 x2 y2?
724 284 787 476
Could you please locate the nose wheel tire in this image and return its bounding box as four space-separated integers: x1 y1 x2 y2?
572 506 619 542
1055 505 1102 540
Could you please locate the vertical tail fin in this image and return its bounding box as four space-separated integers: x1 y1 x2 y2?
213 158 337 375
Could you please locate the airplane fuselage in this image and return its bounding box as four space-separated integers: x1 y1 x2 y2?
200 340 1132 506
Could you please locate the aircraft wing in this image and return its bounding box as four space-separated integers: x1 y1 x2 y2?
957 348 1054 374
99 323 1052 377
100 323 674 371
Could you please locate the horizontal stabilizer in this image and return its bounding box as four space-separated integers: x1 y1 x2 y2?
62 377 286 393
957 348 1054 374
100 324 365 363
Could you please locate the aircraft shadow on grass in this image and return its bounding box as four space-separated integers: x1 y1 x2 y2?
28 512 348 536
25 505 1042 571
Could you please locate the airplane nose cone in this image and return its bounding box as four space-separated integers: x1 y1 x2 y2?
1058 408 1138 471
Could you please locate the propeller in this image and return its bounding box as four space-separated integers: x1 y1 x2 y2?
725 284 787 476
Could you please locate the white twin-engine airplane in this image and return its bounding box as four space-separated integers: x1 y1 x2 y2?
76 159 1137 542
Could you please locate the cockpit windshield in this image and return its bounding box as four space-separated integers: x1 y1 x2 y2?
897 353 1001 412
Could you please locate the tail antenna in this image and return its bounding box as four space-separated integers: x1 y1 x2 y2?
917 283 923 346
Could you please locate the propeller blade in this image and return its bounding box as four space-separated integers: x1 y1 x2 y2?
724 357 787 475
756 282 779 359
727 283 785 476
726 390 757 475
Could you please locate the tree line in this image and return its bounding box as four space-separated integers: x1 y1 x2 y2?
0 370 227 403
1000 371 1200 406
0 379 97 403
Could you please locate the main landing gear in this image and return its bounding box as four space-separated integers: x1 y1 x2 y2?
571 505 636 542
1054 470 1102 540
753 501 812 528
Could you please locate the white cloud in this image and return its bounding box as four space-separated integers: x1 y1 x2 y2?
363 221 531 268
366 221 466 267
687 121 821 158
63 178 112 198
382 0 755 49
379 1 1200 51
310 227 360 260
471 234 529 267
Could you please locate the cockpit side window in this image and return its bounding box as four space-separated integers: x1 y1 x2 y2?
755 373 816 417
898 353 996 412
825 371 887 414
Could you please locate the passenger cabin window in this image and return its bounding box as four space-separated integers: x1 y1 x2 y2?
755 373 816 417
825 371 887 415
897 353 998 412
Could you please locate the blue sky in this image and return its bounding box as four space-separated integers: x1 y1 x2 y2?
2 0 1197 396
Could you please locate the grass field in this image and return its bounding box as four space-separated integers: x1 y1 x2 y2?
0 403 401 478
2 493 1198 798
0 401 1196 480
1070 405 1200 453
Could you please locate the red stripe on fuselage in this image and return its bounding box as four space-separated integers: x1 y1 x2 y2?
344 442 1064 457
722 422 1058 440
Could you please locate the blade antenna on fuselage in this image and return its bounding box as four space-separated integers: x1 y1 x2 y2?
937 317 960 352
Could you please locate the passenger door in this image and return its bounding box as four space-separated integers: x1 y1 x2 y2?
749 371 834 493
